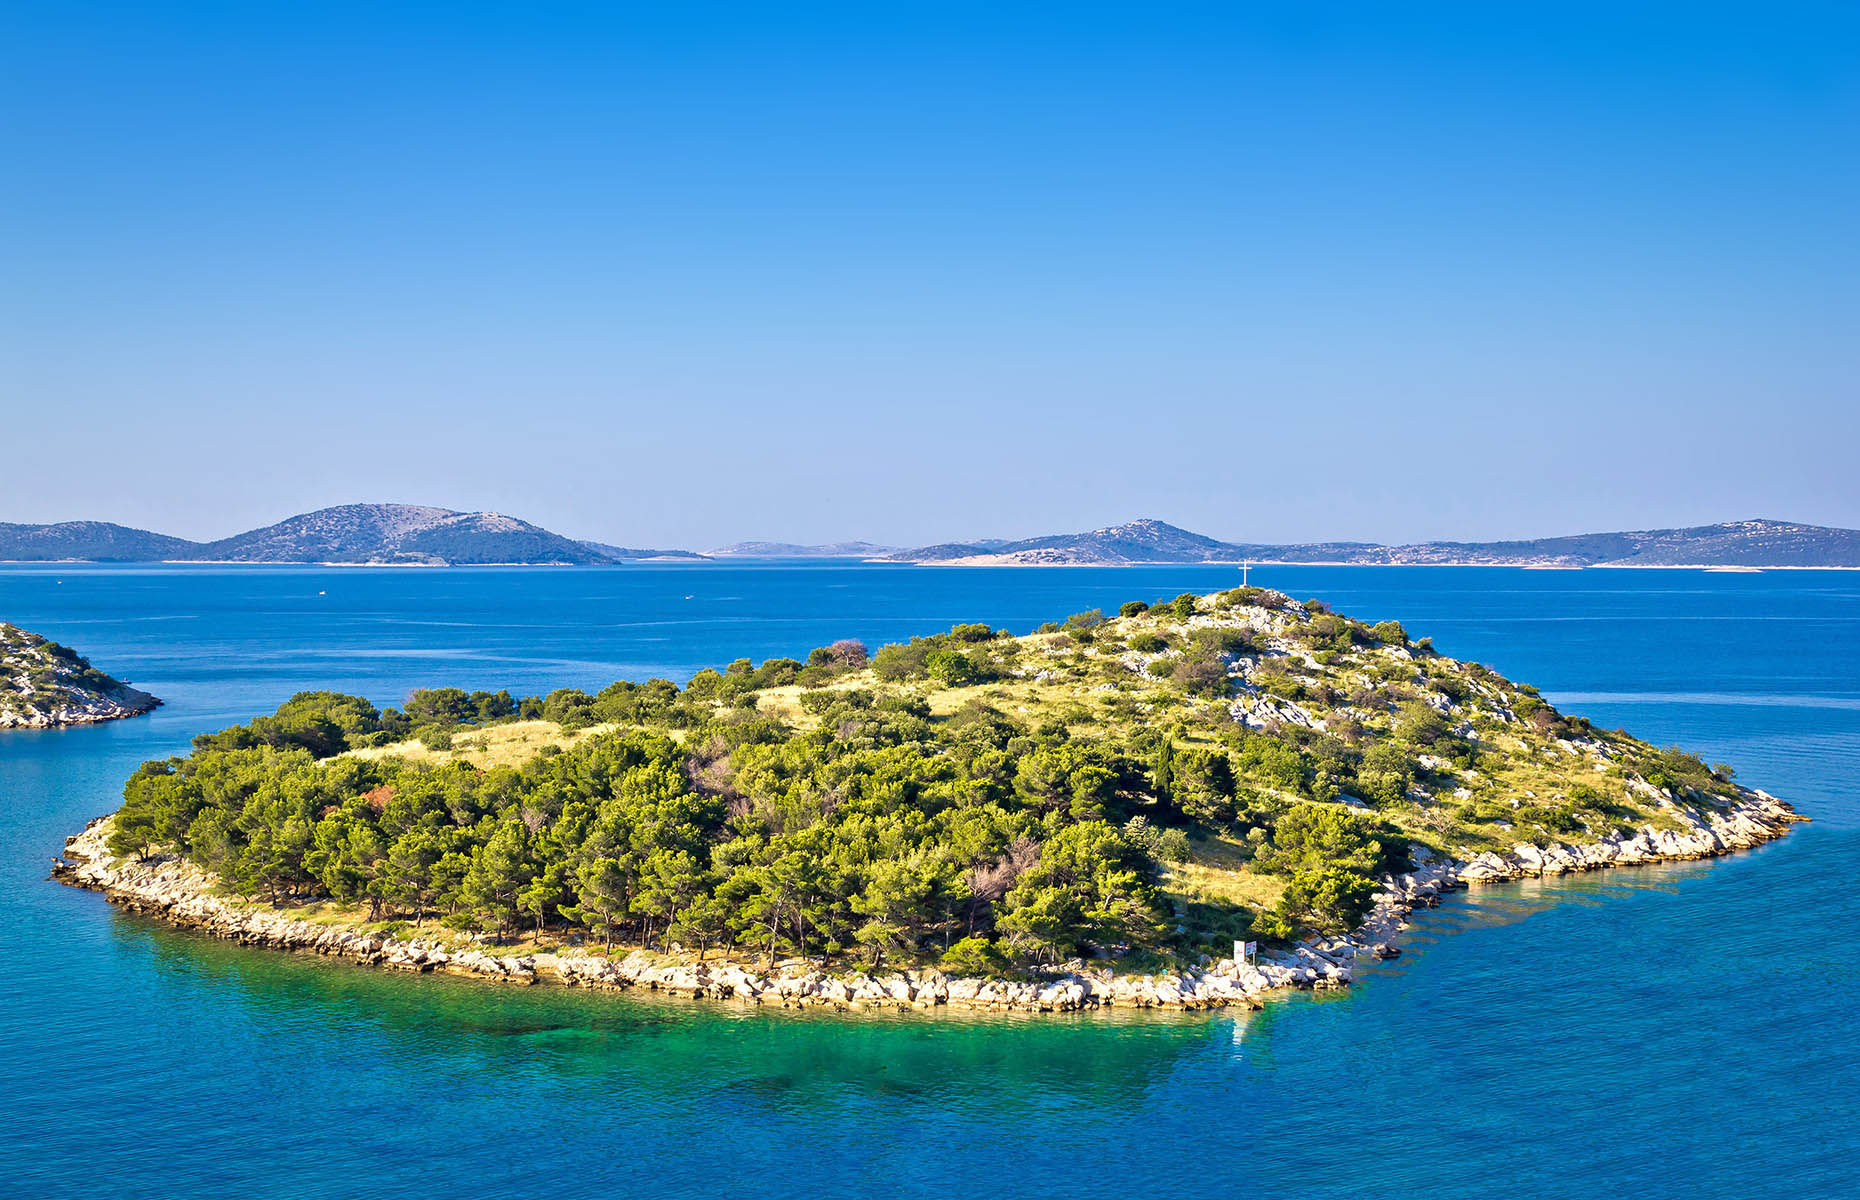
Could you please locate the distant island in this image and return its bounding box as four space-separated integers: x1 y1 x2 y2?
56 585 1797 1013
576 541 712 563
709 540 900 559
0 505 667 567
0 624 159 729
888 517 1860 568
8 506 1860 569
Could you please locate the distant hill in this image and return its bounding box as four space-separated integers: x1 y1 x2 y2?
892 521 1227 565
889 520 1372 565
892 517 1860 568
710 540 899 558
197 504 614 565
0 521 201 562
1390 519 1860 568
10 509 1858 568
0 506 684 566
578 541 712 562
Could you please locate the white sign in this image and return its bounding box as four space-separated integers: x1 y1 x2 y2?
1235 940 1257 962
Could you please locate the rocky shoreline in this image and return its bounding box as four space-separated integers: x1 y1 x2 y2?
0 684 160 729
52 790 1804 1015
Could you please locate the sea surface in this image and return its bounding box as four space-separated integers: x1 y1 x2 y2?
1 564 1854 1199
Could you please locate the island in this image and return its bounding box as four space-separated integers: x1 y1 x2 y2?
54 586 1800 1012
1 624 160 729
11 505 1860 568
888 517 1860 567
1 503 658 566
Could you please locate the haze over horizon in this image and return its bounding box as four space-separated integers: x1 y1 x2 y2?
6 3 1855 548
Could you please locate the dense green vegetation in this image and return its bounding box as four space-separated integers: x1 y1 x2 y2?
102 587 1744 973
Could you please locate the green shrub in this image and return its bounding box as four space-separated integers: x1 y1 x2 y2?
926 650 981 686
1429 673 1470 703
1254 665 1305 701
1355 742 1414 806
1254 804 1384 877
941 936 1010 977
1191 627 1255 655
873 638 937 680
797 690 838 714
1271 866 1378 936
542 688 597 729
1640 746 1717 794
1173 658 1231 697
1393 701 1451 748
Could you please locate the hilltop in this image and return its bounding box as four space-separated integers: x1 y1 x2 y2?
0 624 159 728
60 584 1795 1012
195 504 610 565
892 517 1860 568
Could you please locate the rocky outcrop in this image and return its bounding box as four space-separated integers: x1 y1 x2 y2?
0 623 160 728
0 683 160 728
1349 789 1806 965
51 789 1803 1017
1448 790 1802 884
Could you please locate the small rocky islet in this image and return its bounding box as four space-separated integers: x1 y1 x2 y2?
1 623 159 729
52 584 1803 1014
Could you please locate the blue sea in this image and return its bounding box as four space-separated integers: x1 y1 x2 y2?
2 564 1854 1199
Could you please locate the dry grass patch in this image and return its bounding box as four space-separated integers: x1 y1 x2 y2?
1162 835 1285 912
345 720 621 770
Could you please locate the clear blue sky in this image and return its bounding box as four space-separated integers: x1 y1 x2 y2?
4 2 1855 548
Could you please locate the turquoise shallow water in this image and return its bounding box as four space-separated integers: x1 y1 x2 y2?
2 564 1854 1198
